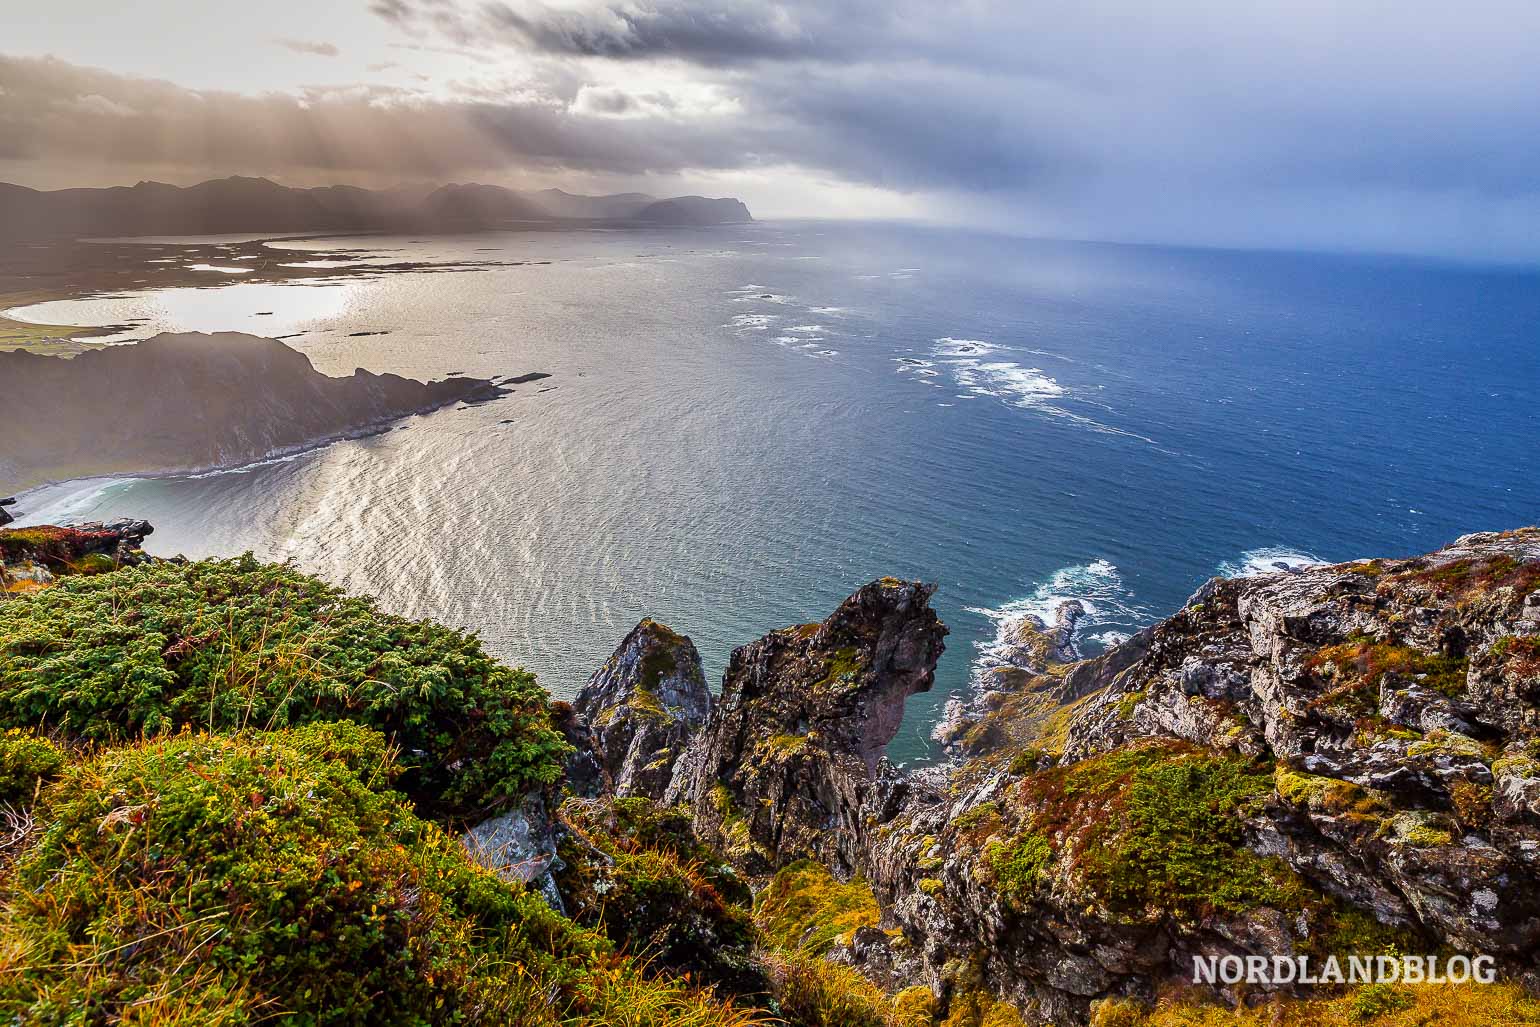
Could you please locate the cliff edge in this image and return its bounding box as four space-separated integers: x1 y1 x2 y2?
575 529 1540 1024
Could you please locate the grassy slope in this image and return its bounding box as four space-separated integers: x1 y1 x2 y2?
1 556 1535 1026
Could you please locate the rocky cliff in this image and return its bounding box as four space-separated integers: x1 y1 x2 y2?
571 617 711 798
0 518 154 591
0 332 530 492
664 578 947 877
574 529 1540 1024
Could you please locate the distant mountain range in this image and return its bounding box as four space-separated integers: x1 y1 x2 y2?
0 177 754 240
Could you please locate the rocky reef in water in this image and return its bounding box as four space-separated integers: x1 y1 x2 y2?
0 331 543 493
3 519 1540 1025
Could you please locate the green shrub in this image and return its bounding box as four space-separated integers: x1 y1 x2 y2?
0 729 770 1026
0 557 570 818
986 832 1053 903
557 796 763 996
0 729 604 1025
1348 983 1415 1023
1017 741 1289 919
0 730 65 807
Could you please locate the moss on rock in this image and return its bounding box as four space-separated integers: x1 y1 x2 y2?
757 858 884 953
0 729 65 807
1013 740 1291 920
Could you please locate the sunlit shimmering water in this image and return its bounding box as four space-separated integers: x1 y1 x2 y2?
13 222 1540 763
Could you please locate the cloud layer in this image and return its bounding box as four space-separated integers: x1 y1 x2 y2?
4 0 1540 258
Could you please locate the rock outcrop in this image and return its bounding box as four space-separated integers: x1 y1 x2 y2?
459 794 565 910
0 498 15 527
864 528 1540 1022
0 518 154 590
569 530 1540 1024
665 578 947 876
571 618 711 799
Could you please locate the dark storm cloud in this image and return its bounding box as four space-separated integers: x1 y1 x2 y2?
479 1 840 64
375 0 884 65
0 54 780 180
8 0 1540 258
363 1 1540 194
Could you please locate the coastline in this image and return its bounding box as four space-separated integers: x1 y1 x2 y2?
6 386 521 516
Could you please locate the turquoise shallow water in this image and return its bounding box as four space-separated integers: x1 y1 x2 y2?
13 222 1540 763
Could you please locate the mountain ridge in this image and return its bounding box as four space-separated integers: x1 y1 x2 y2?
0 175 753 240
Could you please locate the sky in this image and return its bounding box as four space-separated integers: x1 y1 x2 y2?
3 0 1539 260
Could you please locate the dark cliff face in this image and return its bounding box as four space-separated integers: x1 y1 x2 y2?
571 617 711 799
0 332 514 492
663 578 947 876
574 531 1540 1024
632 196 754 225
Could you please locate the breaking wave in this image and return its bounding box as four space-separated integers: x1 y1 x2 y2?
966 559 1152 679
1218 547 1324 578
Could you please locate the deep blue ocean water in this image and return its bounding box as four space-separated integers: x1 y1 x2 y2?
13 221 1539 762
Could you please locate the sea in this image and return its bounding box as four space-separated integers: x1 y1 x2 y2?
10 221 1539 763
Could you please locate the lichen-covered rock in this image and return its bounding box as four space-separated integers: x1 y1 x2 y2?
572 618 710 799
0 519 154 591
666 578 947 876
569 530 1540 1024
860 528 1540 1023
459 792 565 910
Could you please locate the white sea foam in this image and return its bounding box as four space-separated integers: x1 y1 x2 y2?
10 478 143 526
725 313 777 331
786 324 825 334
1218 547 1324 578
916 336 1159 445
951 360 1066 404
933 337 1003 357
966 560 1151 681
